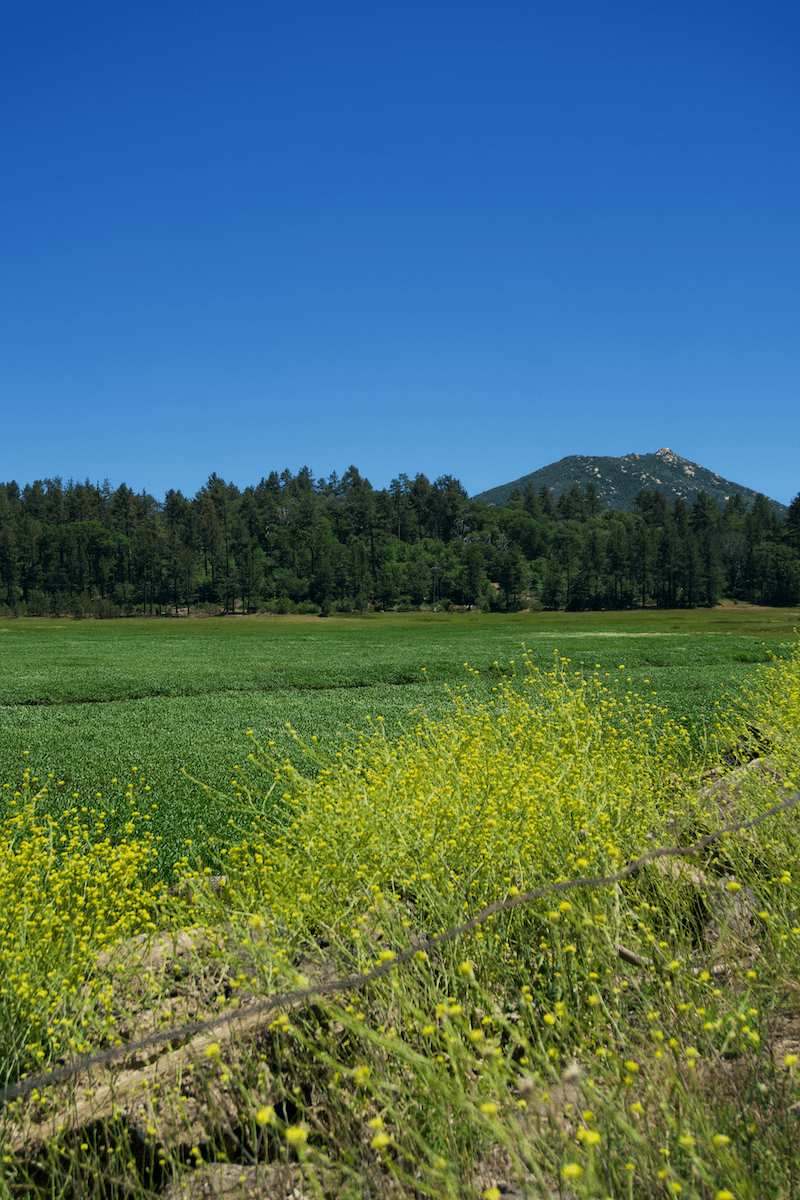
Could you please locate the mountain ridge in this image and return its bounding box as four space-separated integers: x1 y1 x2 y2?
472 448 788 517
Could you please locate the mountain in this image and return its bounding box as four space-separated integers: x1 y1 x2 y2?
472 448 788 517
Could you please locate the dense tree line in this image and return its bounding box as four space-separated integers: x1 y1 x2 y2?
0 469 798 617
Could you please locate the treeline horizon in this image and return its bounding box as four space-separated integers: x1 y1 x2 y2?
1 467 799 618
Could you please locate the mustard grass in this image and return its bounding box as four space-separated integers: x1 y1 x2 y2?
1 640 799 1197
219 650 698 935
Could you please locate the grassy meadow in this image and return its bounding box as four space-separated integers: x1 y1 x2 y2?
1 605 800 1198
1 605 798 875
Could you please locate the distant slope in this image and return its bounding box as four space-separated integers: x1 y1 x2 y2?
473 448 788 516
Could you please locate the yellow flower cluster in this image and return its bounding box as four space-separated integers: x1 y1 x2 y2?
0 768 162 1077
718 637 800 787
227 650 693 929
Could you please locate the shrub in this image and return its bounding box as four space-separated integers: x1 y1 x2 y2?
220 650 697 952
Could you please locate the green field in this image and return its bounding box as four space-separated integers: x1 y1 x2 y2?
1 605 798 875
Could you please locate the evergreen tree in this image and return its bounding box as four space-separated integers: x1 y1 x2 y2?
785 491 800 553
0 486 19 606
540 557 565 609
497 543 528 609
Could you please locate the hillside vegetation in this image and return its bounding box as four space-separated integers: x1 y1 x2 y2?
472 448 788 516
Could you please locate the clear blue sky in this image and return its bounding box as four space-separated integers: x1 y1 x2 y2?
2 0 798 506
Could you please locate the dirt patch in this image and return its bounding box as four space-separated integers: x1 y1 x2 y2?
525 630 680 637
715 600 800 614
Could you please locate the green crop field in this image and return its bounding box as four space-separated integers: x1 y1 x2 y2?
1 605 798 875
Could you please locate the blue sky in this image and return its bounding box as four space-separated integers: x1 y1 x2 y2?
2 0 798 506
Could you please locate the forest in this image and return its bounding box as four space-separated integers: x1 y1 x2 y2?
0 467 799 617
